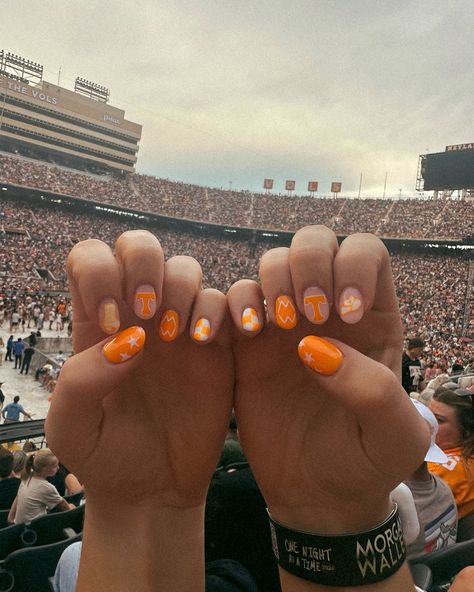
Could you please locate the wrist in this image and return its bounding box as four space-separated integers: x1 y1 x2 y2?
267 498 392 536
78 499 206 592
268 502 409 591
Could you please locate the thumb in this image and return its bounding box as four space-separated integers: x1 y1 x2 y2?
45 326 145 452
297 335 430 476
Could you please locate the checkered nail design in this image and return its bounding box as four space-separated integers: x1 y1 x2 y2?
193 318 211 342
241 307 261 332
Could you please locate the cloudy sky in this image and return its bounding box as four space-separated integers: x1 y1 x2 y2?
2 1 473 196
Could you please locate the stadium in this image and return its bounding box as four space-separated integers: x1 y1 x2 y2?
0 48 473 591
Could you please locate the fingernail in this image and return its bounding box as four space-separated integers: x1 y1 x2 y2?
275 295 297 330
134 285 156 319
103 326 145 364
298 336 343 375
159 309 180 342
339 287 364 324
193 318 211 342
303 287 330 324
99 299 120 334
241 307 262 332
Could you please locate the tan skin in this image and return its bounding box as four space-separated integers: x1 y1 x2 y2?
430 400 462 451
45 226 430 592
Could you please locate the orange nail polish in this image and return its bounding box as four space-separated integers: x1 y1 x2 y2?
303 287 329 324
193 318 211 342
275 295 297 330
134 285 156 319
159 310 180 342
103 326 145 364
298 336 343 375
241 307 262 332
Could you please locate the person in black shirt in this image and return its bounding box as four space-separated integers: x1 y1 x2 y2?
0 446 20 510
0 383 5 412
402 337 424 394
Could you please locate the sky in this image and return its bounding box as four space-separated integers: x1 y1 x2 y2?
1 1 473 197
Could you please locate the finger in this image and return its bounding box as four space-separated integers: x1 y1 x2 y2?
259 247 299 330
67 240 122 335
114 230 164 321
334 233 398 324
297 335 430 474
289 225 339 325
227 279 265 336
45 326 145 459
190 288 227 344
157 256 202 342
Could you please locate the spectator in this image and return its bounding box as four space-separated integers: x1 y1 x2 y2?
2 395 33 423
12 451 27 478
0 446 21 510
404 400 457 559
429 389 474 521
5 335 13 362
8 449 74 524
402 337 425 394
13 337 24 370
20 343 35 375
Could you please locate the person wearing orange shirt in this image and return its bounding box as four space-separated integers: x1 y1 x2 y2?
429 388 474 519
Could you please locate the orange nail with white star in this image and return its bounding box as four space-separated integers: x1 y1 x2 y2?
103 326 146 364
298 336 343 376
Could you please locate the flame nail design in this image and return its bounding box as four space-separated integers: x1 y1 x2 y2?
275 295 297 330
159 309 179 342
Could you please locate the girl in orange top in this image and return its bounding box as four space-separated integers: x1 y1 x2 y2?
429 389 474 519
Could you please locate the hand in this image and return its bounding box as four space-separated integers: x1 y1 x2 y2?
45 230 234 591
46 230 233 506
227 226 430 534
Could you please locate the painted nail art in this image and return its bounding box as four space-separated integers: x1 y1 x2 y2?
241 307 262 332
193 318 211 342
100 299 120 334
134 285 156 319
298 336 343 375
303 287 329 324
159 309 180 342
339 287 364 324
275 295 297 330
103 326 146 364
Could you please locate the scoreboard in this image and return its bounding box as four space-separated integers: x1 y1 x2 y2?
420 149 474 191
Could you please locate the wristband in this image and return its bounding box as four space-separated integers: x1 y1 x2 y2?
268 505 406 587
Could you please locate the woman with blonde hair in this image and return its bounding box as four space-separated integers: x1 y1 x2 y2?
8 448 74 524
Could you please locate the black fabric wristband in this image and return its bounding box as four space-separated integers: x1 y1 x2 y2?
268 505 406 587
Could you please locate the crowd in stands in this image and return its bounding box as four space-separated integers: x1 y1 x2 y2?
1 153 474 239
0 191 471 371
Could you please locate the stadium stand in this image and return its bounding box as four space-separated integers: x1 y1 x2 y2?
2 153 474 239
0 151 472 370
0 151 472 591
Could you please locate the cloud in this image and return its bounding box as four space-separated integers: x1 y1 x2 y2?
1 0 473 195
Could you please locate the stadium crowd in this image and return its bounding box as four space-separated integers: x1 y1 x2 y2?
0 154 473 591
0 191 471 371
1 153 474 239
